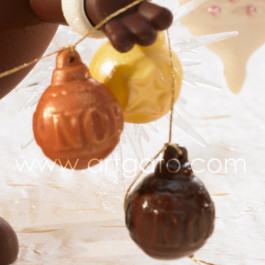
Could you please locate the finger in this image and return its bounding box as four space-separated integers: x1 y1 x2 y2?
138 2 173 31
104 19 136 53
122 14 157 46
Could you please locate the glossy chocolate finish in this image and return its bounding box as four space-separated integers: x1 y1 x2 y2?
125 145 215 259
0 217 19 265
33 49 124 170
0 0 40 30
0 0 58 99
30 0 66 24
85 0 173 52
0 24 58 99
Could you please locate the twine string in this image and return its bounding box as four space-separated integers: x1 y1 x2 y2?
190 255 218 265
166 29 176 144
123 146 166 210
124 30 177 206
0 50 60 80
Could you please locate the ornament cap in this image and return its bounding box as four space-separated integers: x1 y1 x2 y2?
163 144 186 163
52 48 91 86
155 144 192 179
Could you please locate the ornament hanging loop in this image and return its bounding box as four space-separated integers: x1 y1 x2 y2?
56 46 81 68
52 47 91 86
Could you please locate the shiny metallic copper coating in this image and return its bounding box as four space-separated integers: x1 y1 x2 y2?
33 48 124 170
125 145 215 259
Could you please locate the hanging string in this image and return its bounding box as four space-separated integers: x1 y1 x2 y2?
124 145 166 210
0 0 146 80
165 31 217 265
124 29 178 205
189 255 218 265
166 29 177 144
0 50 60 80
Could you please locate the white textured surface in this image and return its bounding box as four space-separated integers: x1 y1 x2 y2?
1 5 265 265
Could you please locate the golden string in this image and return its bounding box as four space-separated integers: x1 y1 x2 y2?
166 29 176 144
124 30 178 206
190 255 218 265
0 0 145 80
124 146 166 210
0 50 60 79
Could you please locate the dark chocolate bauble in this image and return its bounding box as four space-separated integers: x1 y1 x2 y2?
33 48 124 170
0 0 58 99
125 145 215 260
0 217 19 265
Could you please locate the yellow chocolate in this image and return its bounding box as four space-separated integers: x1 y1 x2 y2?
90 33 183 123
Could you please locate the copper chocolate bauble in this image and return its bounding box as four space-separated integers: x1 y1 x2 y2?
33 48 124 170
125 145 215 259
0 217 19 265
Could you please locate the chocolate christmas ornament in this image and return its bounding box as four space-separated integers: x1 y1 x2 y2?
125 145 215 259
0 0 173 99
0 217 19 265
90 32 183 124
33 48 124 170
